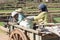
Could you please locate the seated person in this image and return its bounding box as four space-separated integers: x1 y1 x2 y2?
34 3 48 24
17 8 25 24
26 4 48 24
4 8 20 27
11 8 25 23
34 4 48 40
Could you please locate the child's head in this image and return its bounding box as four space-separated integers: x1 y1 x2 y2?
38 3 48 12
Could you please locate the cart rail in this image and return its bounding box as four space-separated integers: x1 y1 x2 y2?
8 22 60 40
8 22 60 34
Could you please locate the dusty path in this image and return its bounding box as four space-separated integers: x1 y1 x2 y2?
0 26 9 40
0 33 9 40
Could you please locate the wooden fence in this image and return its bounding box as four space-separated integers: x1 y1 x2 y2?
0 10 60 15
0 3 60 10
0 10 60 22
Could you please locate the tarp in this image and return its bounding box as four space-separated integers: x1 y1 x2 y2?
45 26 60 37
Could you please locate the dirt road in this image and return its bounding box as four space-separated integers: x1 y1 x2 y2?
0 26 9 40
0 33 9 40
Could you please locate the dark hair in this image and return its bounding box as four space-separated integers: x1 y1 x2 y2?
38 3 48 12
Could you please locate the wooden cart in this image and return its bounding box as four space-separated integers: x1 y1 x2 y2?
7 13 60 40
8 22 60 40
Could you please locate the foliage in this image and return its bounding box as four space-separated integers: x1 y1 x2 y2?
53 17 60 23
0 22 4 26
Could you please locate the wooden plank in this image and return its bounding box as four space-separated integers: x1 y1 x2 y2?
35 35 41 40
27 10 60 13
8 22 39 34
0 15 10 17
39 23 60 26
0 10 59 16
28 33 34 40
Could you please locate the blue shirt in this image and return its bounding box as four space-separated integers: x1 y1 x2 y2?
18 13 25 23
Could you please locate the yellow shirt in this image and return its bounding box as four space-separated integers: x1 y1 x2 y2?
34 12 48 24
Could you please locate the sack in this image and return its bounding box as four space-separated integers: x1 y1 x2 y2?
26 16 35 21
19 18 33 29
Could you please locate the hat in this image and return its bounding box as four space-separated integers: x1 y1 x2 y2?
15 8 23 12
38 3 48 11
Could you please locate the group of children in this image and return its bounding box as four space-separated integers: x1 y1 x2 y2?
11 3 48 29
10 3 48 40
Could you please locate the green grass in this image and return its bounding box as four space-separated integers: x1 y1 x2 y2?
0 10 14 13
23 8 60 12
0 22 5 33
0 22 4 26
0 8 60 13
48 8 60 10
24 7 60 11
53 17 60 23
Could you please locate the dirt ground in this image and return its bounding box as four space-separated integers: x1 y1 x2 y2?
0 26 9 40
0 33 9 40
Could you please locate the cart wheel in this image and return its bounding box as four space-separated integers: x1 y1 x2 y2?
9 29 28 40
